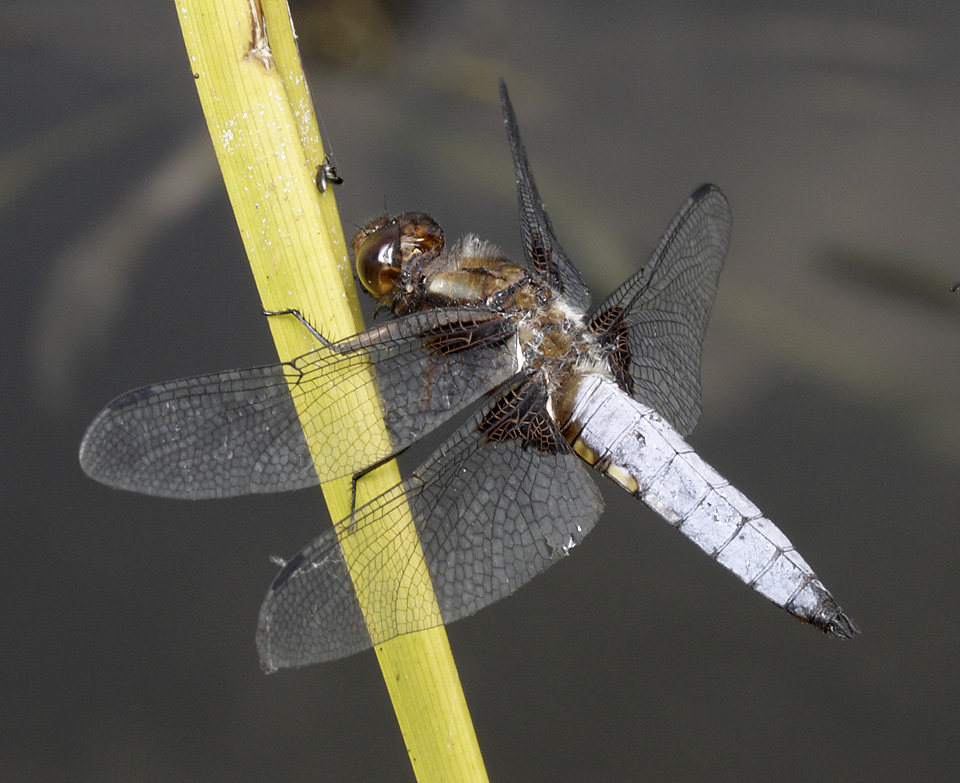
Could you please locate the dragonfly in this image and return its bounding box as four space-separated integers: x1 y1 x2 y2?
80 80 858 670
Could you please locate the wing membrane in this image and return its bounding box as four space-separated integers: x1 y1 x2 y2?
500 80 592 313
79 308 519 499
257 379 604 668
588 184 731 436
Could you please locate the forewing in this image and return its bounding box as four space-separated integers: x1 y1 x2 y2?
80 307 519 499
257 378 604 668
500 80 592 313
588 184 731 436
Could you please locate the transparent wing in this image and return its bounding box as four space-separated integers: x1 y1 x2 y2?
500 79 592 313
588 184 731 436
257 378 604 668
79 307 519 499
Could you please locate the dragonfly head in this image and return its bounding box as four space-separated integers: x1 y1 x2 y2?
352 213 443 306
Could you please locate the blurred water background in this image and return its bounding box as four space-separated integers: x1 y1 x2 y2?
2 1 958 780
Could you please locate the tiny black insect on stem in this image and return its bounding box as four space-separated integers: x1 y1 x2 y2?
315 157 343 193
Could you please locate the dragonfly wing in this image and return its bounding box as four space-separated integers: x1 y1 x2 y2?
80 307 519 498
257 377 604 668
500 80 592 313
588 184 731 436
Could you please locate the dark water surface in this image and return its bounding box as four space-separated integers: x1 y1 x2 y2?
3 1 958 780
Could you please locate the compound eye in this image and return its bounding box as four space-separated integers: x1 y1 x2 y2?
355 222 401 300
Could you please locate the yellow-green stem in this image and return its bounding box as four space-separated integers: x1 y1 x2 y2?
175 1 488 780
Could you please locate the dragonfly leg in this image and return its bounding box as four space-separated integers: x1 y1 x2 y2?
345 454 401 526
262 307 333 347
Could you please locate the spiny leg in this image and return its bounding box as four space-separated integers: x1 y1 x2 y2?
262 307 333 347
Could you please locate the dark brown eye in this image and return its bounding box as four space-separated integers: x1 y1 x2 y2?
355 222 401 300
